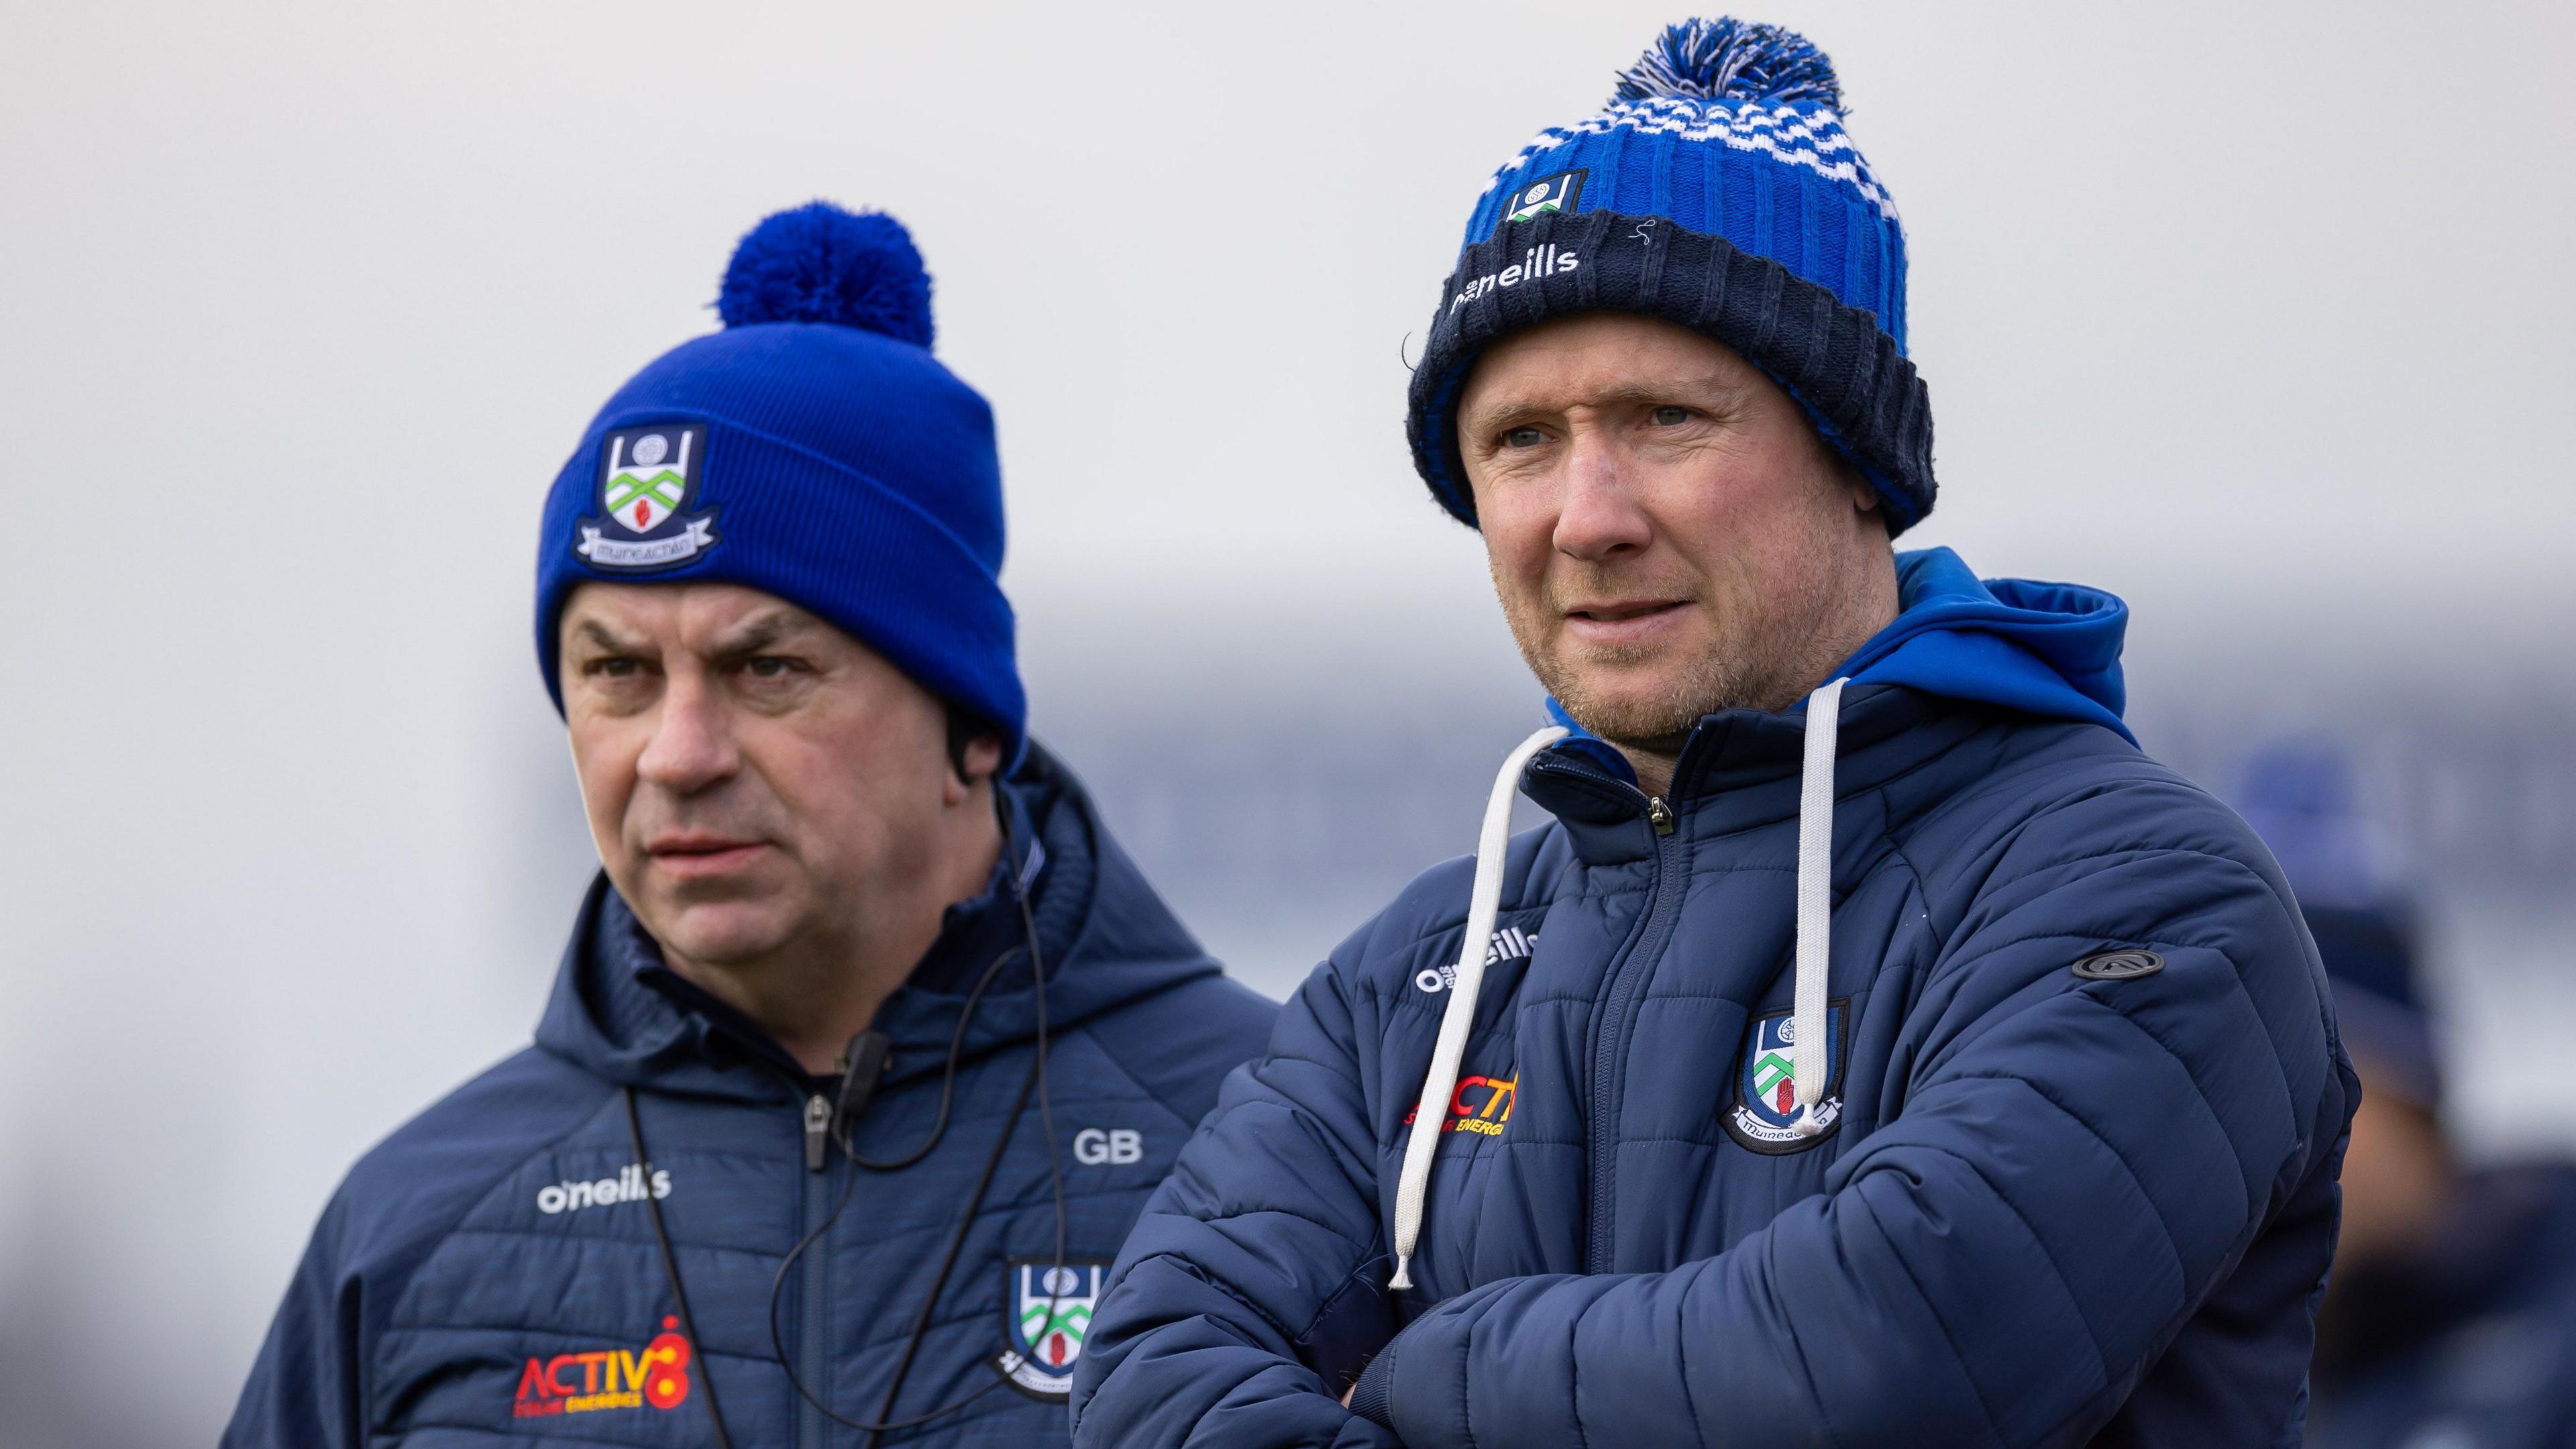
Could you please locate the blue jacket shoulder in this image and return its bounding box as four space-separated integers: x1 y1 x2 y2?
1085 970 1281 1130
224 1047 613 1449
1321 826 1567 989
326 1045 614 1273
1887 718 2306 946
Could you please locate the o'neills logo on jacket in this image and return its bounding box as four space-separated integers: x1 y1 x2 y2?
1447 244 1580 313
1415 926 1539 994
535 1162 671 1215
513 1316 694 1418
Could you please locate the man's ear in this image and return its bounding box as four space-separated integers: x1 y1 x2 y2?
1840 460 1881 513
939 702 1006 804
1839 463 1894 538
939 731 1004 809
956 735 1004 790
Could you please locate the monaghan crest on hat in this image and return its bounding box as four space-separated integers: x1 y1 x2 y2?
574 423 720 570
1501 169 1587 228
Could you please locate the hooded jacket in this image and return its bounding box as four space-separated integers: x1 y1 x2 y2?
1071 550 2355 1448
224 747 1275 1448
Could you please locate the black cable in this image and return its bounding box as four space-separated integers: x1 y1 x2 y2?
760 940 1016 1407
625 1087 738 1449
859 835 1072 1448
761 1045 1030 1438
631 797 1073 1445
856 1048 1040 1446
847 936 1018 1171
1016 857 1072 1312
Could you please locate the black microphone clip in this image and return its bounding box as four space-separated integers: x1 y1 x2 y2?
832 1030 894 1143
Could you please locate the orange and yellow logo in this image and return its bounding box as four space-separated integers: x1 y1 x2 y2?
512 1317 693 1419
1402 1072 1517 1137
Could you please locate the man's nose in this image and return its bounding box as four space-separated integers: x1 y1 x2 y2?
634 673 739 794
1551 429 1652 561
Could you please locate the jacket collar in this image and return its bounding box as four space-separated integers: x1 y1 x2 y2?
1523 684 1992 867
531 741 1218 1097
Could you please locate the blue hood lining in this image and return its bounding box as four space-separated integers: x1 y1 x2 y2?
1544 547 2135 761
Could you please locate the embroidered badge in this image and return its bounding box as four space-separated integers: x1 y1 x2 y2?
1723 1001 1847 1154
992 1260 1107 1401
575 423 719 570
1502 169 1586 226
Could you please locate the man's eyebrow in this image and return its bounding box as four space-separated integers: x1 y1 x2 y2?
1465 376 1742 429
706 608 822 656
568 619 643 653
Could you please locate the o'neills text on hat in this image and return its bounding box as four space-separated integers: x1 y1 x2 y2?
1448 243 1582 313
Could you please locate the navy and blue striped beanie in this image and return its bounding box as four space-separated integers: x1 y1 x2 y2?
534 203 1025 763
1407 18 1935 533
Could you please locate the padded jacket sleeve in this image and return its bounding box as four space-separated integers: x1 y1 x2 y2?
1072 950 1406 1449
1351 825 2348 1447
221 1049 606 1448
223 1194 365 1449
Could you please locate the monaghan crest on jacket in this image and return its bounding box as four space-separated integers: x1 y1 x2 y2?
1724 1000 1846 1153
994 1260 1106 1401
575 423 719 570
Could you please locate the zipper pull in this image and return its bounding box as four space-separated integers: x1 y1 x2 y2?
1647 796 1676 837
803 1093 831 1173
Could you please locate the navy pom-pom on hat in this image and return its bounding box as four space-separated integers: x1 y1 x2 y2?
1406 17 1936 533
1610 17 1839 105
535 201 1025 762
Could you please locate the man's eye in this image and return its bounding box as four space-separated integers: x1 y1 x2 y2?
586 657 643 679
1650 406 1693 426
1501 426 1547 449
743 656 800 679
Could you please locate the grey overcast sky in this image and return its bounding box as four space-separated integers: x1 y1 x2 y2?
4 1 2571 1441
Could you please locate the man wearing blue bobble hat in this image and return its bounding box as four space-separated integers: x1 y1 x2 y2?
224 203 1274 1448
1075 19 2351 1448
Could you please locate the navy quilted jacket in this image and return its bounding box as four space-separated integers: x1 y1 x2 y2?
1072 550 2356 1448
224 747 1275 1448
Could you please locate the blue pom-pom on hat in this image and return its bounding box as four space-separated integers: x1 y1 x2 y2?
716 201 935 348
1611 17 1841 106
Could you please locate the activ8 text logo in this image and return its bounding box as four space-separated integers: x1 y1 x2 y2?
1401 1071 1518 1138
513 1316 693 1419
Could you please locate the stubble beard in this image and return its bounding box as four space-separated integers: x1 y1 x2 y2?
1494 523 1863 755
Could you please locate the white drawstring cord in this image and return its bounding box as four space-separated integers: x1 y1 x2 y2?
1387 724 1568 1292
1389 684 1845 1285
1787 678 1847 1137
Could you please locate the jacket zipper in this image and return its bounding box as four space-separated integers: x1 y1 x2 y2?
804 1093 831 1171
1584 792 1683 1275
798 1091 833 1449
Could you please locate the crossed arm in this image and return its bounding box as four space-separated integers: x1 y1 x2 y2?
1071 849 2345 1448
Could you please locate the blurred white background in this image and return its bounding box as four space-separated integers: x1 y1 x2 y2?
5 1 2573 1441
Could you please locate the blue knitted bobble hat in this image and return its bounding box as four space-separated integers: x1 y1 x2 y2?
1406 18 1935 533
535 202 1026 762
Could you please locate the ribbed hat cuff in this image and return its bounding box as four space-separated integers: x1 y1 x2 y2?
1406 208 1934 533
535 416 1024 762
